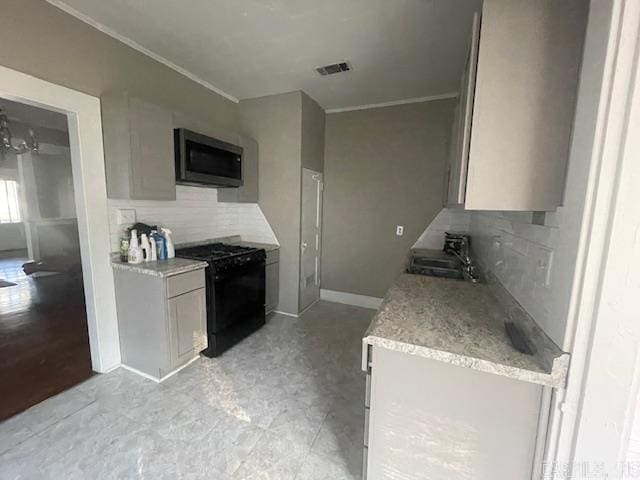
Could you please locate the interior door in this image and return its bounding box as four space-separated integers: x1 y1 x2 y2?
300 168 323 311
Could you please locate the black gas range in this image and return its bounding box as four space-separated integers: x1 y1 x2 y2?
175 242 266 357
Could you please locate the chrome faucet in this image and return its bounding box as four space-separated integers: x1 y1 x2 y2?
454 236 480 283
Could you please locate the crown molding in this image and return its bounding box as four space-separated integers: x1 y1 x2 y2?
326 92 459 114
46 1 239 103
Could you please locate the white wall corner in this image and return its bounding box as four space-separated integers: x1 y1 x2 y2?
412 208 472 250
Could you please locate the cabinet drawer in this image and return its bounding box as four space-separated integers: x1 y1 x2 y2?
166 269 205 298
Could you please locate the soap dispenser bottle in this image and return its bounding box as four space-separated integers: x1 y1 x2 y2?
162 228 175 259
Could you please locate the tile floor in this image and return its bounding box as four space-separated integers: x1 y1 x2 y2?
0 300 375 480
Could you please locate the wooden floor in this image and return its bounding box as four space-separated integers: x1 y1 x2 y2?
0 251 93 420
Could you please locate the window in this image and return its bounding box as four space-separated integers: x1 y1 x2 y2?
0 179 21 223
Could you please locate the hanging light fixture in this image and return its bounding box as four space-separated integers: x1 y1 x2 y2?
0 108 39 158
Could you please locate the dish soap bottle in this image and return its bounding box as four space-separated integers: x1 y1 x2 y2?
128 229 143 264
154 231 166 261
162 228 175 259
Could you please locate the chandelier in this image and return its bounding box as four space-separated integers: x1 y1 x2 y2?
0 108 39 157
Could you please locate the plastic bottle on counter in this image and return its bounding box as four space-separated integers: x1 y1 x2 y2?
119 227 130 262
162 228 175 259
140 233 151 262
149 234 157 261
128 229 144 264
154 231 167 261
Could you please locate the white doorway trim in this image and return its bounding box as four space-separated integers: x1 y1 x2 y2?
544 0 640 474
299 168 324 312
0 65 120 372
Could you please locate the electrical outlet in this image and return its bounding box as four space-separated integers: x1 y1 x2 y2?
396 226 404 236
534 247 554 287
116 208 136 225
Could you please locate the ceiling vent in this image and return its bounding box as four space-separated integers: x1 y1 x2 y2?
316 61 351 76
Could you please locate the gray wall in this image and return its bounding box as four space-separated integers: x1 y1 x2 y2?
0 0 238 132
322 99 455 298
301 92 326 173
0 223 26 251
239 92 303 314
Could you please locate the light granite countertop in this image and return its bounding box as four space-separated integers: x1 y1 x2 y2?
111 257 208 278
363 273 569 388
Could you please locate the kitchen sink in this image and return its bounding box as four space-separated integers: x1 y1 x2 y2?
408 253 464 280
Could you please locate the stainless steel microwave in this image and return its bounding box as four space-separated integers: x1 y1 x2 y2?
174 128 243 188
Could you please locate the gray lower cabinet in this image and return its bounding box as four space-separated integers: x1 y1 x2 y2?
101 92 176 200
114 268 207 380
363 346 542 479
265 249 280 313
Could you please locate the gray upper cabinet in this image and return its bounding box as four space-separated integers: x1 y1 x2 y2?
101 92 176 200
446 12 480 208
446 0 587 211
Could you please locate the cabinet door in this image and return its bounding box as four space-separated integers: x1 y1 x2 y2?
465 0 587 210
265 262 279 313
367 346 541 479
168 288 207 368
129 97 176 200
447 12 480 206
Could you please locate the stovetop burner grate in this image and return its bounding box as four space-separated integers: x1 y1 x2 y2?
175 243 258 261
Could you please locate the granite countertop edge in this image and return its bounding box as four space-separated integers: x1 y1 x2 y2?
363 334 568 388
363 273 570 389
111 258 209 278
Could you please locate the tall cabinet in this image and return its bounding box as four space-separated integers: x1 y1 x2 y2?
445 0 588 211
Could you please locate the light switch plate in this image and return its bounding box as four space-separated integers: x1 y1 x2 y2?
116 208 136 225
396 226 404 236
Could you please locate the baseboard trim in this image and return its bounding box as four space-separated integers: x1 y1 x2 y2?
273 310 299 318
99 363 122 374
298 298 320 316
120 355 200 383
320 289 383 309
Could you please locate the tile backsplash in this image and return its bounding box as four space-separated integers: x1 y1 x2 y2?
412 208 471 249
469 211 560 341
108 185 277 251
415 208 565 347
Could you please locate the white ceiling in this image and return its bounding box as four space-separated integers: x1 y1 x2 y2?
50 0 481 110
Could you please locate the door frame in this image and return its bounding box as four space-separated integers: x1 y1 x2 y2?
299 167 323 313
544 0 640 474
0 65 120 372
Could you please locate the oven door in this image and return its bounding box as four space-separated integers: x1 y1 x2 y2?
210 260 265 333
